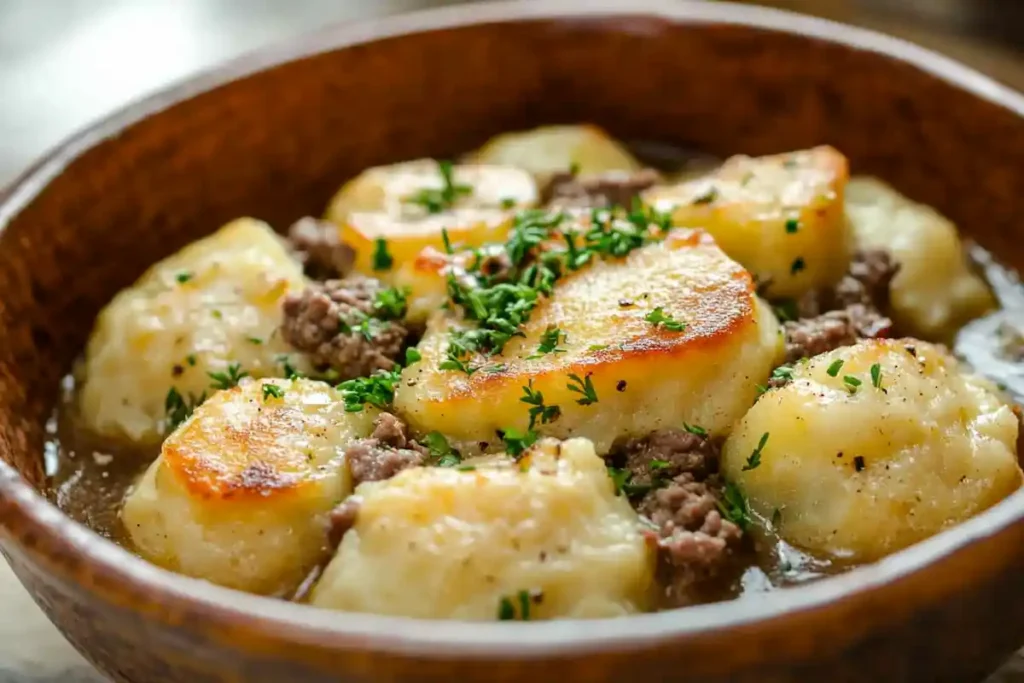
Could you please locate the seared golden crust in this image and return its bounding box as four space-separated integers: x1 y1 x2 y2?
396 229 782 453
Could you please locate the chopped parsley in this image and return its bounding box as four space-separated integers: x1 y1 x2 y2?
371 238 393 271
692 186 718 205
352 317 384 342
500 197 517 209
772 298 799 322
501 427 537 458
785 218 799 234
246 336 263 345
532 326 567 357
186 354 197 367
207 362 248 390
373 287 409 319
566 373 598 406
742 432 769 471
607 467 632 496
338 368 400 412
520 380 561 430
424 431 461 467
405 347 422 365
644 307 686 332
683 423 707 437
404 159 473 214
843 375 862 393
790 257 806 275
826 359 845 377
717 481 751 531
650 459 672 471
870 363 883 389
262 384 284 401
175 271 193 284
164 387 205 432
277 355 304 380
497 590 536 621
441 227 454 255
770 365 794 384
588 344 609 352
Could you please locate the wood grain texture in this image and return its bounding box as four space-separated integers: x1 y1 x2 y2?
1 1 1024 681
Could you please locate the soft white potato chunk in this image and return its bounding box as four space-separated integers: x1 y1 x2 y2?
122 378 377 596
324 159 537 279
722 339 1021 561
78 218 311 446
845 176 995 339
395 228 783 454
467 124 642 179
644 146 851 299
311 437 654 619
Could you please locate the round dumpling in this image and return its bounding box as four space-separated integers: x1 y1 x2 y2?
643 146 851 299
721 339 1021 561
467 124 642 179
311 438 654 620
77 218 311 446
324 159 537 279
395 225 783 454
844 176 995 339
122 378 377 596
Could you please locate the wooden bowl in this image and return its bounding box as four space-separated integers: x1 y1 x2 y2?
2 1 1024 681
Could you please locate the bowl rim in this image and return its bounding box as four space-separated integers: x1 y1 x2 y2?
3 0 1024 660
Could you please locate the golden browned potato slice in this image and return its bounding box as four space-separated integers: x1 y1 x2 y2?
310 437 654 619
77 218 311 446
467 124 642 179
122 378 377 596
722 339 1021 562
324 159 537 277
845 176 995 339
395 229 783 454
643 146 852 299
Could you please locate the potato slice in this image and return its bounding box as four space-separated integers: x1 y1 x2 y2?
310 437 654 619
78 218 311 446
395 229 783 454
722 339 1021 561
467 124 642 179
122 378 377 596
325 159 537 277
845 176 995 339
643 146 852 299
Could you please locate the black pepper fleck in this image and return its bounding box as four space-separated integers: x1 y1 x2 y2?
854 455 866 472
616 380 627 392
171 364 184 377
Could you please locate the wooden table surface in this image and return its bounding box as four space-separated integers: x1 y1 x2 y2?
0 1 1021 681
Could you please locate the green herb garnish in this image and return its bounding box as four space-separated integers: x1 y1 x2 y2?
405 347 422 365
717 481 751 531
770 365 794 384
372 237 393 271
870 363 883 389
567 373 598 406
742 432 769 471
338 368 400 412
207 362 248 390
826 359 844 377
785 218 799 234
246 336 263 345
175 271 193 284
843 375 862 393
790 257 806 275
262 384 284 401
501 427 537 458
683 423 707 437
425 431 461 467
164 387 205 432
692 186 718 205
405 159 473 214
644 307 686 332
520 380 561 430
373 287 409 320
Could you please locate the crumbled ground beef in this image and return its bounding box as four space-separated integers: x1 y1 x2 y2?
286 216 355 280
542 169 662 209
782 250 899 362
280 276 407 379
327 496 362 549
609 428 740 604
345 412 428 487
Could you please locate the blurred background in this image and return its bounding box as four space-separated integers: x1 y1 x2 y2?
0 1 1021 681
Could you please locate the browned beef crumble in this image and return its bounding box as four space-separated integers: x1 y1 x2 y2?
280 276 407 379
609 428 741 604
345 412 428 487
286 216 355 280
782 249 899 362
542 169 662 209
327 496 362 549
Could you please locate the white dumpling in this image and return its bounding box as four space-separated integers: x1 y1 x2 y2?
311 438 654 620
78 218 311 446
845 177 995 339
721 339 1021 561
122 378 377 596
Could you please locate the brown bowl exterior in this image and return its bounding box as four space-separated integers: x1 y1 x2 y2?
2 1 1024 681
